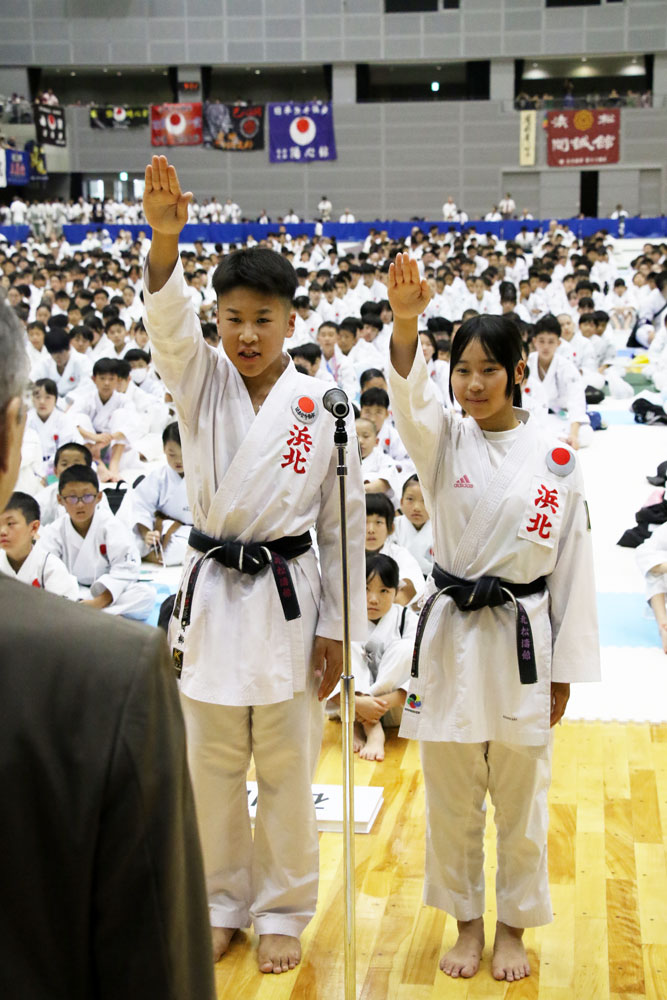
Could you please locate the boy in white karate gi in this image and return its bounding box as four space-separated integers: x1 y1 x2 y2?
129 422 192 565
357 416 402 508
330 553 416 761
141 155 366 975
393 474 434 576
0 491 79 600
39 465 154 619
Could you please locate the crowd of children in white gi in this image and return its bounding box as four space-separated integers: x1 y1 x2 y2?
2 217 667 674
2 162 666 984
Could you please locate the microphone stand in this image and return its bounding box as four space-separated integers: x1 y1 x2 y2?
334 412 356 1000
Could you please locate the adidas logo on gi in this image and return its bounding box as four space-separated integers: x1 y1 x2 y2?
453 475 474 488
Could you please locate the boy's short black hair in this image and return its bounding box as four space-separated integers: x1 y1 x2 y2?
365 492 395 530
162 421 181 446
93 358 117 377
339 316 361 335
69 324 94 343
54 441 93 467
27 319 46 334
288 342 322 364
4 491 40 523
115 359 131 380
105 316 126 332
59 465 99 493
124 348 151 364
318 320 339 334
293 295 310 310
360 386 390 410
366 552 399 590
44 329 70 354
360 368 386 390
212 248 297 305
534 313 561 337
361 314 383 332
33 377 58 398
579 312 596 326
593 310 609 326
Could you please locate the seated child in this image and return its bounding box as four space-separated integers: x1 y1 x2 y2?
129 422 192 565
357 416 402 507
636 521 667 653
360 386 410 465
316 320 359 403
329 553 417 761
393 474 434 576
27 379 79 477
0 491 79 600
34 442 112 525
39 465 154 619
31 328 90 401
365 493 425 606
69 358 128 481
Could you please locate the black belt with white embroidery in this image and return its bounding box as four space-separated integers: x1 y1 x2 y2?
410 563 546 685
174 527 312 626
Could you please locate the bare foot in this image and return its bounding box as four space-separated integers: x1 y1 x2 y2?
359 721 385 761
353 721 366 753
492 922 530 982
440 917 484 978
211 926 237 962
258 933 301 974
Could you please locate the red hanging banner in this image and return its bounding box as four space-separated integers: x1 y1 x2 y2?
546 108 620 168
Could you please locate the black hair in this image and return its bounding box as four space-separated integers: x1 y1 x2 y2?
499 281 517 303
419 329 439 356
359 368 386 389
92 357 117 377
33 377 58 398
48 314 69 331
58 465 99 493
124 348 151 364
289 342 322 364
114 359 131 380
427 316 453 335
360 387 390 410
365 492 395 530
54 441 93 467
593 310 609 326
365 552 399 590
212 247 297 304
339 316 361 335
449 314 523 408
4 491 40 523
105 316 126 331
69 324 94 343
44 329 70 354
293 295 310 310
579 312 596 325
534 313 561 337
401 473 420 497
27 319 46 333
362 318 383 337
318 320 339 334
162 421 181 446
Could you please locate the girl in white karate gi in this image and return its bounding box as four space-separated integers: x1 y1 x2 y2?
387 254 599 984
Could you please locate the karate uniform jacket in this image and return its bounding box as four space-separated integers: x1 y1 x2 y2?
40 505 146 606
0 575 215 1000
361 446 402 508
393 514 434 576
143 257 367 707
527 351 588 426
26 407 79 476
388 347 599 748
352 603 418 696
31 353 90 399
0 542 79 600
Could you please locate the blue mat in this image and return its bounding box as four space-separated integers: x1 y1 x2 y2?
596 409 636 426
144 582 177 627
597 591 659 648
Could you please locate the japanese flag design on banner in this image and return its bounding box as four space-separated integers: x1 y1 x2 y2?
268 101 337 163
151 103 203 147
35 105 67 147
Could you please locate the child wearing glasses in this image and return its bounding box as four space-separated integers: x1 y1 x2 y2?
39 464 154 619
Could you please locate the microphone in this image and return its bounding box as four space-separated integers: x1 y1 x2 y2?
322 387 350 419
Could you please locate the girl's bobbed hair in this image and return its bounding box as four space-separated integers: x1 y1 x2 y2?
449 314 523 408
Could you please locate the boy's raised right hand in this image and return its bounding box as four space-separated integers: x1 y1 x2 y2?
143 155 193 236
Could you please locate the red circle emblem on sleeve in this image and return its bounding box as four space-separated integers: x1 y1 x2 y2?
298 396 315 414
551 447 571 466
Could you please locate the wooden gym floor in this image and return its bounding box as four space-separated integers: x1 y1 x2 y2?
213 718 667 1000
